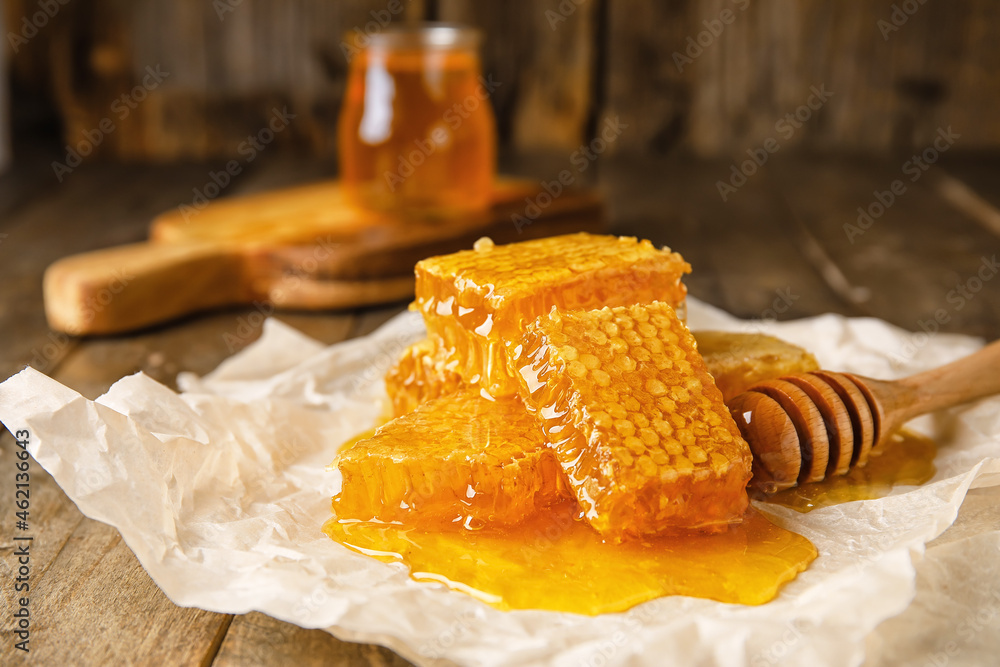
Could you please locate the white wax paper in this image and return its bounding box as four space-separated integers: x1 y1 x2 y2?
1 298 999 667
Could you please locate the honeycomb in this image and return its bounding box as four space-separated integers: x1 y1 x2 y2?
333 389 569 528
693 331 820 402
414 233 691 396
508 301 752 541
384 338 464 416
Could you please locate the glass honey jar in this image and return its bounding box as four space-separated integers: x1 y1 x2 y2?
338 23 497 215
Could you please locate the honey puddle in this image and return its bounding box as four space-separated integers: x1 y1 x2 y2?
759 430 937 512
325 430 937 613
324 501 817 614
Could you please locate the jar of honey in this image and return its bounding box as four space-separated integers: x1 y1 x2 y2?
338 23 496 215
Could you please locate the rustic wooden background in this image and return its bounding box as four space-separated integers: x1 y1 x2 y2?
3 2 1000 666
5 0 1000 161
0 4 9 170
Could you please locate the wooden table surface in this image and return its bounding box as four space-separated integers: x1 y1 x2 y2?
2 150 999 666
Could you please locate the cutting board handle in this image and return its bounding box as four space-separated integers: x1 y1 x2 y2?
43 242 246 335
42 179 606 335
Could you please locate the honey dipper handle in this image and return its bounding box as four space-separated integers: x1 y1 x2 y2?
895 339 1000 420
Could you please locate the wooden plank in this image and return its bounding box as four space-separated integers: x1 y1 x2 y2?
438 0 596 150
0 160 262 662
603 1 693 155
0 431 87 588
49 310 352 399
2 516 230 666
47 0 420 161
770 155 1000 340
0 161 257 664
14 306 351 662
598 156 852 321
183 164 404 665
0 161 232 383
40 154 355 400
16 0 1000 158
8 154 997 667
930 1 1000 151
603 0 1000 155
213 612 414 667
0 148 65 228
0 6 8 173
16 158 377 666
0 269 385 666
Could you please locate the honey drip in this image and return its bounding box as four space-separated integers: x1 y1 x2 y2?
758 429 937 512
324 501 817 614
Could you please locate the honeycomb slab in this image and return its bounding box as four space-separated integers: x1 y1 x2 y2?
413 233 691 396
508 301 752 541
384 338 464 417
333 389 568 528
693 331 820 402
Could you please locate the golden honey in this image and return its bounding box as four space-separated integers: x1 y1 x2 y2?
509 301 752 540
338 26 496 213
327 234 827 614
413 234 691 397
333 390 569 528
694 331 820 402
324 501 817 613
384 338 463 417
760 429 937 512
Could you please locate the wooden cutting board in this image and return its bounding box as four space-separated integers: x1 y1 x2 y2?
44 178 606 335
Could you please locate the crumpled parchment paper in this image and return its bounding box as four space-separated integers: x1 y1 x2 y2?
1 298 998 667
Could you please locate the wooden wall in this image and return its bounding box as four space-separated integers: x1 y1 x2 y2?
9 0 1000 160
0 4 9 170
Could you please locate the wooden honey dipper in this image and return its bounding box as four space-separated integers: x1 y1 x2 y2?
728 339 1000 494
